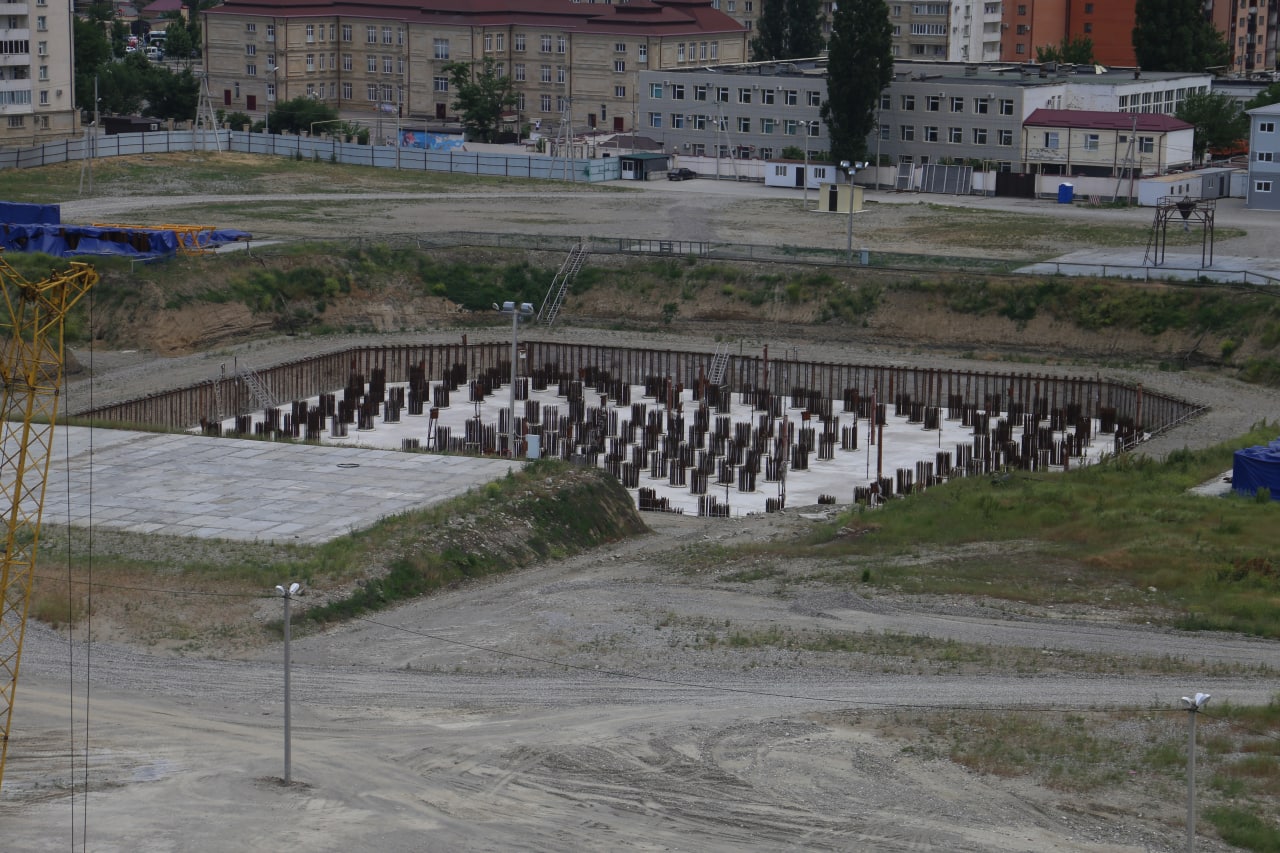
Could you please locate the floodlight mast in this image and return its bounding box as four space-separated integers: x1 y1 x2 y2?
495 301 534 456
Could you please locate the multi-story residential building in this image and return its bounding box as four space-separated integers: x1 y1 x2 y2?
1000 0 1138 67
888 2 952 60
0 0 78 146
948 1 1005 63
638 59 1209 176
201 0 747 135
1209 0 1278 76
1246 101 1280 209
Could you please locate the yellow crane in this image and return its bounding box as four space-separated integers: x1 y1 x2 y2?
0 253 98 789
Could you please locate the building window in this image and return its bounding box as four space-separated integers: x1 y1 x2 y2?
484 33 493 52
1138 136 1154 153
36 16 46 31
808 90 821 107
733 116 747 132
540 65 551 83
700 41 708 60
880 124 890 140
246 44 256 56
901 125 915 140
1083 133 1099 151
367 84 378 101
761 89 775 105
494 33 502 51
880 93 891 110
784 89 798 106
342 54 352 71
671 113 685 129
974 98 989 114
760 117 775 133
557 66 566 84
998 128 1013 145
246 63 257 76
367 55 377 72
342 82 352 99
341 24 352 42
434 38 449 59
649 112 662 128
615 85 626 98
540 94 551 111
738 88 751 104
1000 98 1014 116
614 60 626 73
672 84 685 100
808 121 820 137
540 35 552 53
514 64 525 81
901 95 915 110
924 126 938 142
678 44 686 62
1261 122 1277 133
1044 132 1059 149
1257 151 1274 162
950 96 964 113
367 26 377 44
615 42 626 53
948 127 962 143
246 22 257 33
639 43 649 63
1256 181 1273 192
973 127 987 144
557 35 567 53
515 34 526 51
306 24 315 42
716 86 729 103
709 42 717 60
306 54 315 71
926 95 940 111
39 89 48 104
434 76 448 92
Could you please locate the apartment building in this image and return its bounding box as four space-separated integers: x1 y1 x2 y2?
1213 0 1278 75
0 0 78 146
201 0 747 134
948 1 1005 63
636 59 1209 176
1000 0 1137 67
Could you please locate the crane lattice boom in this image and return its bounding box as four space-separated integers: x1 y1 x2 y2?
0 254 98 790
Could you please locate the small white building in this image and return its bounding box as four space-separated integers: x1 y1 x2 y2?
1136 168 1239 207
764 160 837 190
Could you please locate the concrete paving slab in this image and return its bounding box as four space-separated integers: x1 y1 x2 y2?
25 426 515 544
1016 249 1280 284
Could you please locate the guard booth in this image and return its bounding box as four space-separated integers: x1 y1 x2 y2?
821 182 864 213
619 152 669 181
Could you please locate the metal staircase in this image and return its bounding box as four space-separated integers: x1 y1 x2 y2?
239 362 278 411
539 239 589 326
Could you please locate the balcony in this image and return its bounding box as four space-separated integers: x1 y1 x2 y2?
0 3 29 13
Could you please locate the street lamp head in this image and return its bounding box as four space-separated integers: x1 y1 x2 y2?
1181 692 1211 710
276 582 301 597
839 159 850 169
519 302 534 315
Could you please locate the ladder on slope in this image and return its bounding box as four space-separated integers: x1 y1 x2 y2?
539 239 589 326
707 343 731 387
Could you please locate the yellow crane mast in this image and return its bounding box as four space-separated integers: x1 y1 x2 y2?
0 254 98 790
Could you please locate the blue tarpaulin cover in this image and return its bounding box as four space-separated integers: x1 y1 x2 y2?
0 223 251 258
1232 438 1280 500
0 202 60 224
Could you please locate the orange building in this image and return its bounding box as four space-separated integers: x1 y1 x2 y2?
1002 0 1137 67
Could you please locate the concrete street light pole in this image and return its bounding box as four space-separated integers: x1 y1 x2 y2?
1182 692 1211 852
839 159 866 263
275 581 302 784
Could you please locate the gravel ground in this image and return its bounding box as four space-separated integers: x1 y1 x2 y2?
8 176 1280 852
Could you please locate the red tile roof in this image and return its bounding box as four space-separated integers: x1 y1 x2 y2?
1023 109 1192 132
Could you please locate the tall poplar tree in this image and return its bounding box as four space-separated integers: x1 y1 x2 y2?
821 0 893 163
751 0 826 61
1133 0 1229 71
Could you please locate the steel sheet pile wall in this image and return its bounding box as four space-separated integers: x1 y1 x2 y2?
75 342 1201 446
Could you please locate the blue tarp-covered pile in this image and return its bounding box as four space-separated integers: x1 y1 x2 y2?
1232 438 1280 500
1 201 251 259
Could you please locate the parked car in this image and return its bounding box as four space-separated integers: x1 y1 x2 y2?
667 168 697 181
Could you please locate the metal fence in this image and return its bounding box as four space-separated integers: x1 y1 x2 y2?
0 129 620 183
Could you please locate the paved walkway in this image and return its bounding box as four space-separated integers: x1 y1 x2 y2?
32 427 516 543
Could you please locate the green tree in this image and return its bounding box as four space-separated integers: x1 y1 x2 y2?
1035 35 1095 64
266 96 339 135
821 0 893 164
144 66 200 122
1133 0 1229 72
163 21 194 63
1175 90 1249 161
73 18 113 111
94 52 152 115
444 57 516 143
751 0 825 61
